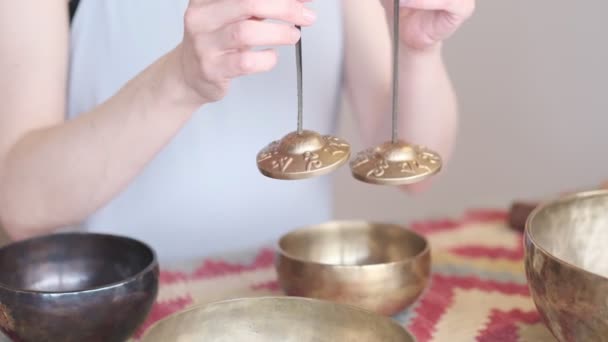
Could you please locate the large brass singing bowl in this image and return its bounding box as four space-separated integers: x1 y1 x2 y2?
276 221 430 315
525 190 608 342
140 297 416 341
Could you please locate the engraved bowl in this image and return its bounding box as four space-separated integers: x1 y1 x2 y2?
276 220 430 315
0 232 158 342
140 297 417 341
525 190 608 341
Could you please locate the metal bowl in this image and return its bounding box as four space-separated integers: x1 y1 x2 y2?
140 296 416 341
276 220 430 315
525 190 608 342
0 232 159 342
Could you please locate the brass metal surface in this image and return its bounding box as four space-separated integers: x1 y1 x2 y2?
276 221 430 315
350 141 441 185
524 190 608 342
257 130 350 180
140 297 416 341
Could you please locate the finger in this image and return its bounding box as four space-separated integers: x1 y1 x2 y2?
400 0 472 16
221 49 278 78
191 0 316 33
400 0 451 10
218 20 301 50
219 0 317 26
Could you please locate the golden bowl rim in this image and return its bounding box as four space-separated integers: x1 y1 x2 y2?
276 220 430 269
524 188 608 282
139 296 417 341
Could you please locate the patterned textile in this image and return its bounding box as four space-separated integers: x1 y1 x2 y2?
132 210 557 341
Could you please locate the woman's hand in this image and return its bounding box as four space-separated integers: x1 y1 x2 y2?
381 0 475 51
177 0 317 104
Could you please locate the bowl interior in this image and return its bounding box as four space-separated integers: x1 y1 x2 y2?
141 297 415 342
528 192 608 278
279 221 427 266
0 233 155 292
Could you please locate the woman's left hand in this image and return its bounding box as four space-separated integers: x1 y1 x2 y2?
380 0 476 51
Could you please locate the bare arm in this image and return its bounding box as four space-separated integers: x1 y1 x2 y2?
0 0 316 240
342 0 473 191
0 0 202 240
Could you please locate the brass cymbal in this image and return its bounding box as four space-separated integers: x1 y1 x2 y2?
350 141 441 185
350 0 443 186
257 130 351 180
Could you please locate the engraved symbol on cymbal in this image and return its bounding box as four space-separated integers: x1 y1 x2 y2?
323 136 350 156
419 150 440 164
257 143 279 163
304 151 322 171
272 157 293 172
367 158 389 178
400 160 418 174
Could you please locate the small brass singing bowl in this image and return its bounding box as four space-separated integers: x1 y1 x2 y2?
525 190 608 342
276 221 431 316
0 232 159 342
140 297 416 341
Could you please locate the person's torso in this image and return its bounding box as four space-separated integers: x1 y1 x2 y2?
67 0 345 263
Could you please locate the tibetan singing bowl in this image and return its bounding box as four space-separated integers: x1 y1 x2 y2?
276 221 430 315
140 297 416 341
0 232 159 342
525 190 608 342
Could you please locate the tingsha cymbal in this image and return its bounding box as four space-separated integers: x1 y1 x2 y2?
257 25 351 180
257 130 350 180
350 0 442 186
350 141 441 185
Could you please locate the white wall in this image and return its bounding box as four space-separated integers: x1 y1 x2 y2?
333 0 608 222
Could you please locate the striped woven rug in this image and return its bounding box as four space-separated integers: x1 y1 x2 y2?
132 210 556 341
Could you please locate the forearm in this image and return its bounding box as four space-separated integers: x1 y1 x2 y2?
347 45 457 157
0 47 202 239
342 0 459 164
393 46 458 157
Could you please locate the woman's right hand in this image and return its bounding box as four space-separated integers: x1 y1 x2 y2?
176 0 317 104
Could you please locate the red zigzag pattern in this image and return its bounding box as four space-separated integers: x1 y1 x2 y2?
137 210 539 341
409 274 539 342
408 274 536 341
477 309 541 342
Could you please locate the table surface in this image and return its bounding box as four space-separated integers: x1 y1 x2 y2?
132 209 557 341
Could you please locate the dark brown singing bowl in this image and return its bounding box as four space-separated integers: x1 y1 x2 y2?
525 190 608 342
140 296 417 341
276 220 430 316
0 232 159 342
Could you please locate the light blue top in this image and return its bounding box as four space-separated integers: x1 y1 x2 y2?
67 0 345 263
